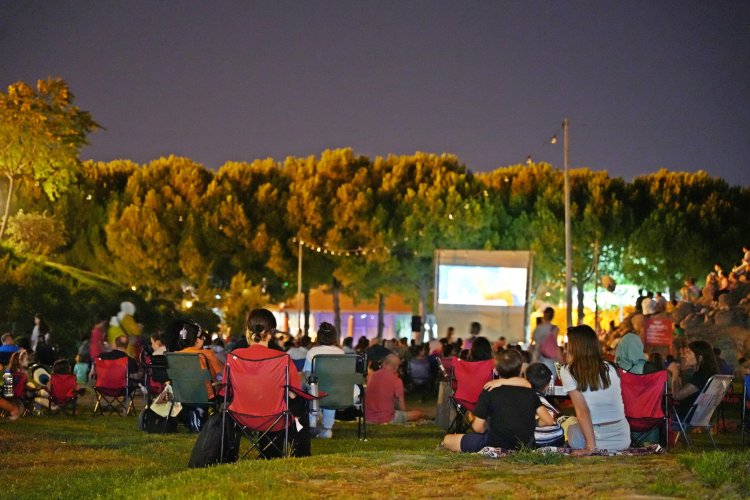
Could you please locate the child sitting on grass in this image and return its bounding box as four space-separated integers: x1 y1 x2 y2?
441 350 546 452
481 361 564 448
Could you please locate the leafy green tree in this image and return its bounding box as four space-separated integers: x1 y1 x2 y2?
43 160 138 273
6 210 66 256
370 153 497 331
285 149 371 335
201 158 293 302
105 156 212 297
622 169 748 294
0 78 98 239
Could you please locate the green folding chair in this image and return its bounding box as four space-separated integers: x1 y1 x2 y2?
310 353 367 440
165 352 217 431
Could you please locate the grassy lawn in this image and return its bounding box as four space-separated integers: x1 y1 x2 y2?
2 396 749 499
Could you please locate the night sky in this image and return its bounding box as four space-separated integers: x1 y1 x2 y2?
2 1 748 186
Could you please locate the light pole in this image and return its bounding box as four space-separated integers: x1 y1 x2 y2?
563 118 573 328
297 239 303 334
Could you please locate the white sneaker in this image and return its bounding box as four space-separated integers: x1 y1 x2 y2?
317 429 333 439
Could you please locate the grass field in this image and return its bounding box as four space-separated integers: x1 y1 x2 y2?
2 394 749 499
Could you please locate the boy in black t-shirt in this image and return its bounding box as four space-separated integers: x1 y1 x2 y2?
441 350 544 452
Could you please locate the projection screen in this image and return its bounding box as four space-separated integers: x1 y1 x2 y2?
434 249 532 344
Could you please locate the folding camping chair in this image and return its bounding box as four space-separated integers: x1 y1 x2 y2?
140 352 169 405
48 373 78 416
93 357 134 416
164 352 217 431
618 368 669 447
310 353 367 440
672 374 733 449
742 374 750 449
447 358 495 434
221 351 318 460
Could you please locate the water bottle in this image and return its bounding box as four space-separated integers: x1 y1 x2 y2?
436 357 448 380
308 376 319 413
3 371 13 398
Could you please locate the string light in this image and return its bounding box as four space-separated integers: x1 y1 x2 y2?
291 237 392 257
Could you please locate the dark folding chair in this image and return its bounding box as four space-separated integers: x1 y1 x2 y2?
311 353 367 440
140 352 168 405
618 368 669 447
164 352 217 431
447 358 495 434
48 373 78 416
93 357 134 416
672 374 733 449
221 351 319 460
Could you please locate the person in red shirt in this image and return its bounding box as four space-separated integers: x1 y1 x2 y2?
89 315 108 361
365 354 423 424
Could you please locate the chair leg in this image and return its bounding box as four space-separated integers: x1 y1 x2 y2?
707 427 718 449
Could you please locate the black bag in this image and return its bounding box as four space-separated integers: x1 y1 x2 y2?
139 408 177 434
187 411 240 468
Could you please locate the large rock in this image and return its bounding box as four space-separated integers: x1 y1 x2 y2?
684 324 750 370
714 309 747 327
672 301 695 325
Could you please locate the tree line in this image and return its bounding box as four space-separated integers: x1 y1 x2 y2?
2 79 749 337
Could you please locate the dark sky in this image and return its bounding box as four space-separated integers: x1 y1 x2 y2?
2 1 748 186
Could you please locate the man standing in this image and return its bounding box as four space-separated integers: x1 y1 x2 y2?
463 322 482 351
365 354 423 424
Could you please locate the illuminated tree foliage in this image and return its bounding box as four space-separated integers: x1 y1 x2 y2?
0 78 98 238
105 156 212 296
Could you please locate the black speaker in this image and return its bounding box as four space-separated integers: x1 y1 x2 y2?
411 315 422 332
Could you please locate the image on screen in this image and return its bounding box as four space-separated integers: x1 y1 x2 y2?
437 265 527 307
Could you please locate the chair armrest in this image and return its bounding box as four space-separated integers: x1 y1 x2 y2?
287 385 327 400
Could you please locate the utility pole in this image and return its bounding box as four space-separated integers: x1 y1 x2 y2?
563 118 573 328
297 239 303 334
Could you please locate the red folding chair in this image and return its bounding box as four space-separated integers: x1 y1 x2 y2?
447 358 495 433
221 351 319 460
48 373 78 416
93 357 134 416
617 368 669 447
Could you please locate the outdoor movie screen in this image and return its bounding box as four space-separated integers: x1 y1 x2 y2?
437 265 527 307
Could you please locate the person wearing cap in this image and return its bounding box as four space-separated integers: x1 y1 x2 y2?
365 354 424 425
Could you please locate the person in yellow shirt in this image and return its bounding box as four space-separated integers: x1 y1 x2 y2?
108 302 142 357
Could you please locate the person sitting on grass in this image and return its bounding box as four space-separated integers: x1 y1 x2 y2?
561 325 630 455
480 360 563 448
365 354 424 425
441 350 546 452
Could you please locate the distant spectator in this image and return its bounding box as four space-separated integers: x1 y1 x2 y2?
469 337 493 362
0 332 19 366
713 348 733 376
615 332 658 374
342 336 355 354
34 335 56 367
654 292 668 313
680 278 700 302
150 332 166 356
30 313 49 352
463 322 482 350
89 315 109 360
493 337 508 352
305 323 344 439
365 354 424 425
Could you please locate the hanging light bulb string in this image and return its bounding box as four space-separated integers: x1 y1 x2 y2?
292 237 392 257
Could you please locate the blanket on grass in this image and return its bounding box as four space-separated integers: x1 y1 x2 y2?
478 443 664 458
